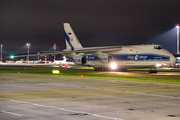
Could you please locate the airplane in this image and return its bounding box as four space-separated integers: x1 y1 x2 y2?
15 59 43 64
15 59 24 63
13 23 176 73
59 23 176 73
53 56 66 64
53 56 75 67
33 59 44 64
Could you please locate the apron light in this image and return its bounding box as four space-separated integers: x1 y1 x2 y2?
52 70 60 74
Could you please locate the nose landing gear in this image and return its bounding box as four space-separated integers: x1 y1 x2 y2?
149 69 157 73
94 67 110 72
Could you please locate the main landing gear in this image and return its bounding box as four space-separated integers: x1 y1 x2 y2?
94 67 110 72
148 69 157 73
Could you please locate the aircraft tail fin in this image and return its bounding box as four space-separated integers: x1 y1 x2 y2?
63 23 83 50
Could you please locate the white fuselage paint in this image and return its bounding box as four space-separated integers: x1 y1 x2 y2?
66 44 175 69
112 45 175 69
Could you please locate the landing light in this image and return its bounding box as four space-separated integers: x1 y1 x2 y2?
156 64 161 67
110 62 117 70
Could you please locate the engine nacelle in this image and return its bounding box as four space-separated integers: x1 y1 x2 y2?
99 55 114 63
92 51 114 63
108 55 114 63
73 53 114 66
73 54 83 65
99 54 108 63
73 55 88 65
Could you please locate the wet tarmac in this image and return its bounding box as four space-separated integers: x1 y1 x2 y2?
0 73 180 120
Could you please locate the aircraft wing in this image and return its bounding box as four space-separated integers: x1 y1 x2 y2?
56 46 122 54
11 46 122 58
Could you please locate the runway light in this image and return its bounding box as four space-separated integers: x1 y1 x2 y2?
52 70 60 74
110 62 117 70
81 74 83 77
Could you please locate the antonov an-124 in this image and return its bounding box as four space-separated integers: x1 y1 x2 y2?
27 23 177 73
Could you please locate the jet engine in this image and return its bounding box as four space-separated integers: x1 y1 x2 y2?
73 54 88 65
99 54 108 63
92 51 114 63
73 54 83 65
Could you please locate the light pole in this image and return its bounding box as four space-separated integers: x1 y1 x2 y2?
26 43 30 61
54 44 56 61
176 24 179 54
1 44 3 62
38 52 40 60
45 55 47 61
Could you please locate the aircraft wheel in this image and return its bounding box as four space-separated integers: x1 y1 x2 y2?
149 70 153 73
153 70 157 73
102 67 106 71
100 67 103 72
104 67 108 71
107 67 110 71
148 69 157 73
94 68 97 71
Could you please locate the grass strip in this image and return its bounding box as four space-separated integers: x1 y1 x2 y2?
0 67 180 84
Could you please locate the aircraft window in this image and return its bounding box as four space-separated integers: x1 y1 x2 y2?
154 46 163 50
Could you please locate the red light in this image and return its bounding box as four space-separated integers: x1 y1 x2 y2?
177 24 179 28
54 44 56 46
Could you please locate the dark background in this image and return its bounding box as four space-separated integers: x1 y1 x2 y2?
1 0 180 55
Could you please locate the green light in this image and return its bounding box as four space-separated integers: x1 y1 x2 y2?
52 70 60 74
10 55 14 59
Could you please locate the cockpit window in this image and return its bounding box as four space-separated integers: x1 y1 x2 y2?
154 46 163 50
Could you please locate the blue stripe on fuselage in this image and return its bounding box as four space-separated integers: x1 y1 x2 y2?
113 54 170 61
64 31 74 51
73 54 170 62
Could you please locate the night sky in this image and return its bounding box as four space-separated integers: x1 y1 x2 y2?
1 0 180 54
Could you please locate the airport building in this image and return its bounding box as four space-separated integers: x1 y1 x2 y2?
174 54 180 68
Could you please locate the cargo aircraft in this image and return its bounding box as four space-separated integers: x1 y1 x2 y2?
17 23 177 73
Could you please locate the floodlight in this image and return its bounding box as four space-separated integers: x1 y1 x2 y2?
176 24 179 28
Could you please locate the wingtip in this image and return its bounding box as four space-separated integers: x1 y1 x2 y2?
63 23 70 26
